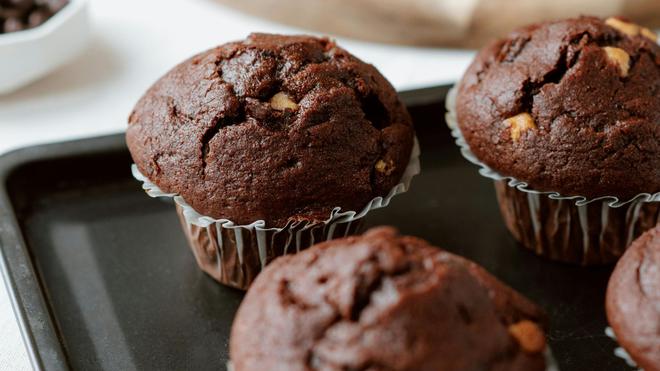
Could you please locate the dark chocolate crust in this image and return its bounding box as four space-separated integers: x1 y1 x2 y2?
127 33 413 226
230 227 548 371
606 226 660 371
456 16 660 199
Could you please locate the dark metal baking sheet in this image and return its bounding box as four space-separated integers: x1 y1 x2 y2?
0 87 628 371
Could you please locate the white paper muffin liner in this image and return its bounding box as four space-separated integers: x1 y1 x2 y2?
605 327 640 369
132 138 420 288
545 347 560 371
445 86 660 264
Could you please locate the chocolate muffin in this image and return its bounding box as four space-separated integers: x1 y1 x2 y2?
230 227 549 371
457 16 659 199
127 33 416 289
453 16 660 264
606 225 660 371
127 33 413 226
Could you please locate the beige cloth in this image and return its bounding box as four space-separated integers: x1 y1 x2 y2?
218 0 660 47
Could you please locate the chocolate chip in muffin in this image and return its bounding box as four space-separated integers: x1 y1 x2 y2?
503 112 536 142
508 320 546 354
605 17 657 41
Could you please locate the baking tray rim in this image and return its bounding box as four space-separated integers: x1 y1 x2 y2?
0 134 129 371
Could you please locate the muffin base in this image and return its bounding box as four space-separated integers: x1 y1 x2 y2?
495 180 659 265
176 204 363 289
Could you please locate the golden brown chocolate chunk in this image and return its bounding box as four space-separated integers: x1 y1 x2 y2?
640 27 658 42
269 92 298 111
509 320 546 354
605 17 640 37
602 47 630 77
504 113 536 142
605 17 658 41
374 159 395 175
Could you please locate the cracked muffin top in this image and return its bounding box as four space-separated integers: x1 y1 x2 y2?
230 227 548 371
606 225 660 371
456 16 660 199
126 33 414 226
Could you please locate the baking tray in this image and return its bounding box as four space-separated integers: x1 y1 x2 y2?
0 86 628 371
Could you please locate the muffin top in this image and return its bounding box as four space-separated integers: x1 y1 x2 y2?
126 33 413 226
230 227 548 371
606 226 660 371
456 16 660 199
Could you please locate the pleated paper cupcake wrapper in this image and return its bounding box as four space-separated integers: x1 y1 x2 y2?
132 138 420 289
605 327 639 369
227 346 560 371
445 87 660 265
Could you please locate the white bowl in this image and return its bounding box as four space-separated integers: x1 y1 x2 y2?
0 0 90 94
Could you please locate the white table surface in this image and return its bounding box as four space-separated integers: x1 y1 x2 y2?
0 0 473 369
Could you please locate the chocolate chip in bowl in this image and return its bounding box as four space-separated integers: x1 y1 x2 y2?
0 0 69 34
0 0 89 93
